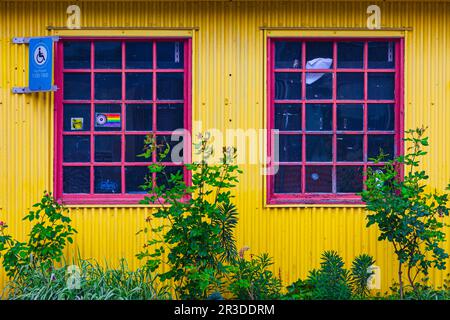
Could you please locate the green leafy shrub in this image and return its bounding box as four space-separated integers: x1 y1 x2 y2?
0 192 77 281
361 127 450 298
137 134 242 299
285 251 376 300
3 259 169 300
228 251 282 300
350 254 376 298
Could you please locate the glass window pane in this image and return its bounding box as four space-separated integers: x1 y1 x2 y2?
64 104 90 131
337 73 364 100
94 135 121 162
305 166 332 193
125 166 148 194
274 104 301 131
95 104 122 131
277 134 302 162
275 41 301 69
275 72 301 100
368 42 395 69
94 166 121 193
63 136 90 162
157 42 184 69
274 165 301 193
126 73 152 100
337 104 363 131
64 42 90 69
337 135 363 161
368 73 395 100
126 42 152 69
64 73 91 100
156 135 184 163
95 42 122 69
368 135 395 160
126 104 152 131
63 166 90 194
306 135 332 162
306 42 333 65
306 72 332 100
336 166 363 193
95 73 121 100
368 104 394 131
156 166 183 188
305 104 332 131
125 135 148 162
157 73 184 100
337 42 363 68
157 104 184 131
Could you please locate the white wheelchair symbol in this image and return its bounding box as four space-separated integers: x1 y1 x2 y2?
33 45 48 66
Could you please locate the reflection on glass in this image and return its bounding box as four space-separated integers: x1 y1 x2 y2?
275 41 301 68
337 135 363 162
336 166 363 193
276 135 302 162
63 136 90 162
368 42 395 69
337 42 363 68
157 73 184 100
306 135 332 162
95 42 122 69
306 104 332 131
126 73 152 100
337 104 363 131
305 166 332 193
368 73 394 100
274 166 301 193
95 73 121 100
157 104 184 131
126 42 152 69
94 135 121 162
63 167 90 194
274 104 301 131
337 73 364 100
275 73 301 100
64 73 91 100
94 166 121 193
368 104 394 131
126 104 152 131
64 42 90 69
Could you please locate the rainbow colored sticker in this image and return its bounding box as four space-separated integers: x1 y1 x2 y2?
95 113 121 128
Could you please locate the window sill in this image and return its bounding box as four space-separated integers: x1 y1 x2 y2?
266 195 366 208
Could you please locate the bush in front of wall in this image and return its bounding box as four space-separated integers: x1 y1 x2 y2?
228 252 282 300
3 258 169 300
0 192 77 283
284 251 376 300
137 133 242 299
361 127 450 299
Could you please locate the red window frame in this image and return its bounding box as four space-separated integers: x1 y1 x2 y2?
267 37 404 205
54 37 192 205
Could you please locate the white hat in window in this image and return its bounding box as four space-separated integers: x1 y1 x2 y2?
305 58 333 84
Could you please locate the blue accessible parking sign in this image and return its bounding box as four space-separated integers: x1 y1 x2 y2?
29 37 53 91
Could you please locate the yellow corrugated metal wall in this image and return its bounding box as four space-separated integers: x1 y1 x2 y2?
1 0 450 292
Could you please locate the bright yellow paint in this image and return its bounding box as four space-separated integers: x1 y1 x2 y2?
1 1 450 293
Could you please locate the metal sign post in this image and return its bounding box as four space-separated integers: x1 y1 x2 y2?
12 36 59 94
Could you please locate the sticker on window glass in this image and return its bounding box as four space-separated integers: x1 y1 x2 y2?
388 43 394 62
71 117 84 130
95 113 121 128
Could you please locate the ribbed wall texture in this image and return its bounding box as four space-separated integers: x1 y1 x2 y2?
1 1 450 292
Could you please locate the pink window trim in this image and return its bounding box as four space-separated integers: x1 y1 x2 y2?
54 37 192 205
266 37 404 205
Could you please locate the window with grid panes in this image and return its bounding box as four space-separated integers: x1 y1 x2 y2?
55 39 191 204
267 39 402 204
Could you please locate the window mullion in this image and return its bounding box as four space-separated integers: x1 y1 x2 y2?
90 41 95 195
332 41 337 194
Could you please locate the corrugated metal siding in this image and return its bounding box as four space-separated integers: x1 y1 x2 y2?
1 1 450 292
